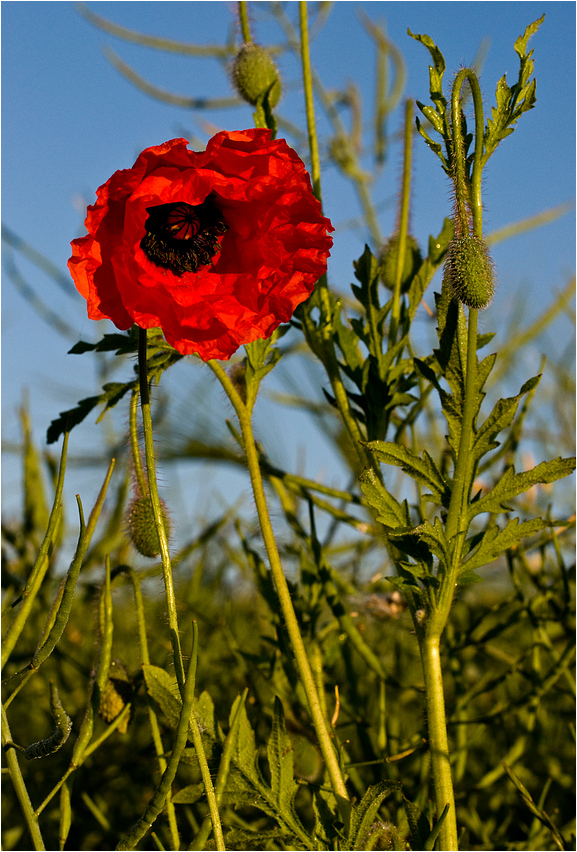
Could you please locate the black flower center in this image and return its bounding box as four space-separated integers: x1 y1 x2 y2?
140 195 228 276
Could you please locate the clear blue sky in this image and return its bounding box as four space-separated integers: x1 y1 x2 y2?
2 2 575 534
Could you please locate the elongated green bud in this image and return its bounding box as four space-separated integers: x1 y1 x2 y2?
127 495 170 558
379 233 422 292
443 234 495 309
232 43 281 107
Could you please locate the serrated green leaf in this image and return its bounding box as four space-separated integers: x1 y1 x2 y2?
468 457 577 520
472 375 541 463
514 15 545 60
346 780 401 850
232 701 262 787
268 697 298 814
358 468 410 529
365 440 449 506
407 29 446 77
410 518 450 566
143 664 182 729
463 517 547 573
47 381 136 445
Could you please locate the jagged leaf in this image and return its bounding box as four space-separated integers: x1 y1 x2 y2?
267 696 298 815
472 375 541 462
463 517 547 573
346 780 401 850
46 381 136 445
358 468 411 529
365 441 449 506
468 457 577 520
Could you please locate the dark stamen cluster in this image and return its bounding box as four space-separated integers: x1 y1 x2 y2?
141 195 228 276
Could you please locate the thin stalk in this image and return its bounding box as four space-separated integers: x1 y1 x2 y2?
2 433 68 671
389 98 414 345
2 703 46 850
208 360 349 806
238 1 251 44
298 0 370 471
138 328 185 692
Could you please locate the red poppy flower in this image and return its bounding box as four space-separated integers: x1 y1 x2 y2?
68 129 334 361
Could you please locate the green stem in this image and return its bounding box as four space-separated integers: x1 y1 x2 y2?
238 1 251 44
419 68 486 852
208 360 349 806
419 637 458 850
2 703 46 850
389 98 414 345
298 0 370 471
129 389 147 497
2 433 68 671
138 328 185 692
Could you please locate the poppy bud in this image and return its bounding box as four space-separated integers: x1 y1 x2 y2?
127 495 171 558
379 233 422 292
443 234 495 309
232 43 281 108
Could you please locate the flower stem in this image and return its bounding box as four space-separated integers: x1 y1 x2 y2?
208 360 350 807
238 1 251 44
138 328 185 692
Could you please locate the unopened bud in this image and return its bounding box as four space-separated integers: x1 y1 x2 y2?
127 495 171 558
443 234 495 309
232 43 281 108
379 233 422 293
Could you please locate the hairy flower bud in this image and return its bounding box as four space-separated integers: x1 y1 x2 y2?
379 233 422 293
443 234 495 309
232 43 281 107
127 495 171 558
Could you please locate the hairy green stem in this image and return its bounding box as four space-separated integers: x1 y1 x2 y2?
298 0 370 471
208 360 350 806
238 1 251 44
129 568 180 850
2 703 46 850
389 98 414 345
419 68 487 852
138 328 185 692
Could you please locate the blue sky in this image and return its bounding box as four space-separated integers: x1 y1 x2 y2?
2 2 575 535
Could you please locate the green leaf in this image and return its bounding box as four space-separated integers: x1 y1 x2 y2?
365 441 450 506
483 16 544 163
47 380 136 445
463 517 547 573
472 375 541 463
410 518 450 567
358 468 411 530
267 696 298 815
346 780 401 850
143 665 182 729
468 457 577 520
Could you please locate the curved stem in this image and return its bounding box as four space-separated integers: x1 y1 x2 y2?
208 360 349 807
138 328 185 692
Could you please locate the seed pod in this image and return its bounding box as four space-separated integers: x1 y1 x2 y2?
379 233 422 293
443 234 495 309
232 43 281 108
24 681 72 760
127 495 171 558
